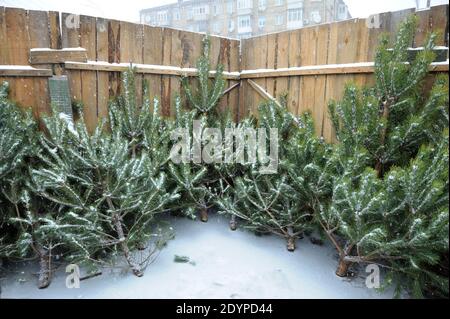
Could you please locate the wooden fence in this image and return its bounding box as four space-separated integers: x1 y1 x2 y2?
240 5 449 141
0 6 240 132
0 5 448 140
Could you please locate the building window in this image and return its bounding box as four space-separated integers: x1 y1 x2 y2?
173 9 180 21
186 6 193 19
288 8 302 22
228 19 235 32
213 21 221 34
258 16 265 29
193 6 208 16
259 0 267 10
212 4 221 16
275 0 284 6
238 15 251 28
276 14 284 25
157 11 168 24
227 1 234 14
144 14 152 24
198 21 208 32
238 0 252 9
338 4 347 19
310 11 321 24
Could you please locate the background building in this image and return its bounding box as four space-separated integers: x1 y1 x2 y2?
140 0 351 39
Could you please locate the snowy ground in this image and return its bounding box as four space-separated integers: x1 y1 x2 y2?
0 214 395 299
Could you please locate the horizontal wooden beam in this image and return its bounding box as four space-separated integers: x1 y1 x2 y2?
429 62 450 72
64 61 241 80
0 65 53 77
30 48 88 64
2 60 447 80
240 61 449 78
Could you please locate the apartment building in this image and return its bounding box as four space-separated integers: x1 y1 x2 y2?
140 0 351 39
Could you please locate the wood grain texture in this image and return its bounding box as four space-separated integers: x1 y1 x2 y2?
96 17 109 122
229 39 240 122
62 12 82 103
79 15 98 132
161 28 172 117
30 49 87 64
0 67 52 77
143 25 163 111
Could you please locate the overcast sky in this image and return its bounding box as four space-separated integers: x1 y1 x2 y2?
0 0 448 22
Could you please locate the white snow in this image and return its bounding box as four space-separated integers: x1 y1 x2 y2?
30 47 87 52
0 65 37 70
240 62 376 75
0 214 397 299
431 59 450 66
241 60 449 76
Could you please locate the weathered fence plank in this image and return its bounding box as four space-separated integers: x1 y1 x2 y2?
79 15 98 132
96 17 110 121
143 25 163 112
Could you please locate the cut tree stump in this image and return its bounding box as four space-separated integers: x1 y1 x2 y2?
336 259 351 277
200 208 208 223
229 215 237 231
37 248 51 289
286 237 296 252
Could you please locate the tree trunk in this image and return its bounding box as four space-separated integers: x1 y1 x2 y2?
200 207 208 223
286 236 296 252
113 213 143 277
131 142 137 159
229 215 237 231
286 226 296 252
375 98 393 178
38 247 51 289
335 258 351 277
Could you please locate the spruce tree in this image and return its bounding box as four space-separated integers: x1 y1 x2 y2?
383 134 449 297
212 113 255 230
109 68 171 166
26 105 178 285
168 98 212 221
282 113 332 226
217 101 327 251
321 15 449 297
181 36 225 121
0 82 78 288
168 36 227 222
0 82 37 260
328 15 448 178
318 134 448 296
